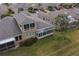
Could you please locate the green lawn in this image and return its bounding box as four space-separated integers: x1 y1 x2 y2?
1 30 79 56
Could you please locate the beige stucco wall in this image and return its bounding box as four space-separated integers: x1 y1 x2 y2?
21 27 36 40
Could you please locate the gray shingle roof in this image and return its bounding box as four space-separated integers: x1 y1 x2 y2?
36 21 52 29
0 17 21 40
14 11 54 30
20 11 53 29
37 20 54 30
13 12 35 25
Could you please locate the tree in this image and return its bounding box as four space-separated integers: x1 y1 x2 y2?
55 14 69 31
59 4 73 9
28 7 36 13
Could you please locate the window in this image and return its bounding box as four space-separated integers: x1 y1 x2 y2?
18 8 24 13
43 17 45 20
38 33 42 37
43 32 46 35
24 24 29 30
47 30 53 34
7 44 15 49
15 35 22 41
7 41 15 47
19 35 22 40
0 42 15 52
30 23 35 28
8 9 14 14
7 41 15 49
32 32 35 35
15 37 18 41
0 44 6 49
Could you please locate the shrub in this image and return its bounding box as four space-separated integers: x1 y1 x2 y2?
28 7 36 13
1 13 12 19
47 6 55 11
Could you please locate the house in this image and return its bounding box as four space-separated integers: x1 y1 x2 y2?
0 10 55 52
8 3 37 14
2 4 79 52
36 11 53 24
63 12 79 28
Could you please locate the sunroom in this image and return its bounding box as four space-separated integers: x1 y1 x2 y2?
36 21 55 39
0 38 16 52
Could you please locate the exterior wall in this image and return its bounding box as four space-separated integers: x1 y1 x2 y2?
37 33 53 39
22 28 36 40
15 28 36 47
18 21 37 40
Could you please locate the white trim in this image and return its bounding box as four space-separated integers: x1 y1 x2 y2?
37 33 54 39
37 25 53 32
0 38 15 45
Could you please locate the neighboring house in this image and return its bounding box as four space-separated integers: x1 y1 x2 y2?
36 8 79 25
8 3 60 14
0 4 8 15
63 13 78 28
36 11 53 24
8 3 36 14
28 10 54 25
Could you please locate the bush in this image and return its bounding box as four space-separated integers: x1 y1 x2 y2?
47 6 55 11
1 13 12 19
28 7 36 13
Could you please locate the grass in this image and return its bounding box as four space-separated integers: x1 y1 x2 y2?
1 29 79 56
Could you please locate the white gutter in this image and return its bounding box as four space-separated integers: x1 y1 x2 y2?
0 38 15 45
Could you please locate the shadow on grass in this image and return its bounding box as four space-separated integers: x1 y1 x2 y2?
20 37 38 47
